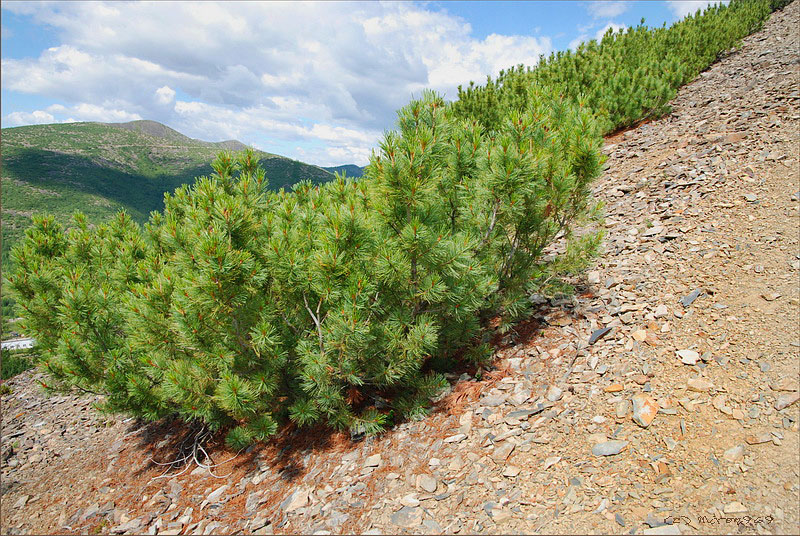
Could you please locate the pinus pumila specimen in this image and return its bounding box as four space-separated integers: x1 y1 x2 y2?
8 87 604 446
453 0 783 134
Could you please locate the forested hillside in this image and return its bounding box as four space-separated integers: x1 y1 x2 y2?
1 121 333 269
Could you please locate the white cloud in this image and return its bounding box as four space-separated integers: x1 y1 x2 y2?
155 85 176 105
45 103 142 123
1 2 555 165
595 22 627 41
587 1 630 19
568 35 588 51
4 110 55 126
666 1 728 19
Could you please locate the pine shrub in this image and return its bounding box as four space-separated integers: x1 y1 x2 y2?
453 0 779 134
7 88 604 443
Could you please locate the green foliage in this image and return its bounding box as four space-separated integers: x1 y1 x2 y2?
0 121 334 275
453 0 778 134
8 87 605 443
1 348 34 380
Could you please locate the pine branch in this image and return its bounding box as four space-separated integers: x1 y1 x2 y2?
303 292 325 355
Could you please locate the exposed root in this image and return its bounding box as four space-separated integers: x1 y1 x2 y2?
146 424 242 484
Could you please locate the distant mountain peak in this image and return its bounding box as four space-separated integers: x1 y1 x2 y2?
100 120 248 151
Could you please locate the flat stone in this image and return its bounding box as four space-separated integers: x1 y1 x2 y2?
364 454 381 467
390 506 422 528
745 433 773 445
543 456 561 469
111 519 144 534
645 513 668 528
723 501 748 514
13 495 28 509
677 349 699 365
593 498 609 514
545 386 563 402
507 408 540 420
444 433 467 443
687 377 714 392
493 442 515 461
632 394 658 428
589 327 613 345
616 399 631 418
245 492 260 513
632 329 647 341
592 440 628 457
502 465 521 477
641 226 663 237
713 395 733 415
400 494 420 507
775 392 800 410
482 395 507 407
723 445 745 462
419 474 437 493
680 289 702 307
507 391 531 406
770 379 799 392
725 132 746 143
280 488 310 513
604 383 624 393
206 485 228 504
492 509 512 522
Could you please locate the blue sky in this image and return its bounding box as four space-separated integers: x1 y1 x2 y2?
1 1 722 166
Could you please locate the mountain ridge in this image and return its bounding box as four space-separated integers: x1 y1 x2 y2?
0 120 334 268
98 119 251 152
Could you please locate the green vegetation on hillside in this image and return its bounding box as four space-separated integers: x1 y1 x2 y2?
453 0 789 134
323 164 365 178
7 86 605 444
1 121 333 271
1 348 34 380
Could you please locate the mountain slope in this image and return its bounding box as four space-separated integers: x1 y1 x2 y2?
322 164 365 178
0 121 333 267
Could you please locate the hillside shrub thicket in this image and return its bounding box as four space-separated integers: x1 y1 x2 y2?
452 0 790 133
7 89 604 446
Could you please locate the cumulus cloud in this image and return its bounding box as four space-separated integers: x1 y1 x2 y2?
666 1 728 19
1 2 554 165
595 22 627 41
587 1 630 19
5 110 55 126
155 85 176 105
46 103 142 123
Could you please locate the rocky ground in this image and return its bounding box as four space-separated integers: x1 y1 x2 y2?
2 3 799 535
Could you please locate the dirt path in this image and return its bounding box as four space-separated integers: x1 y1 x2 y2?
2 3 798 535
